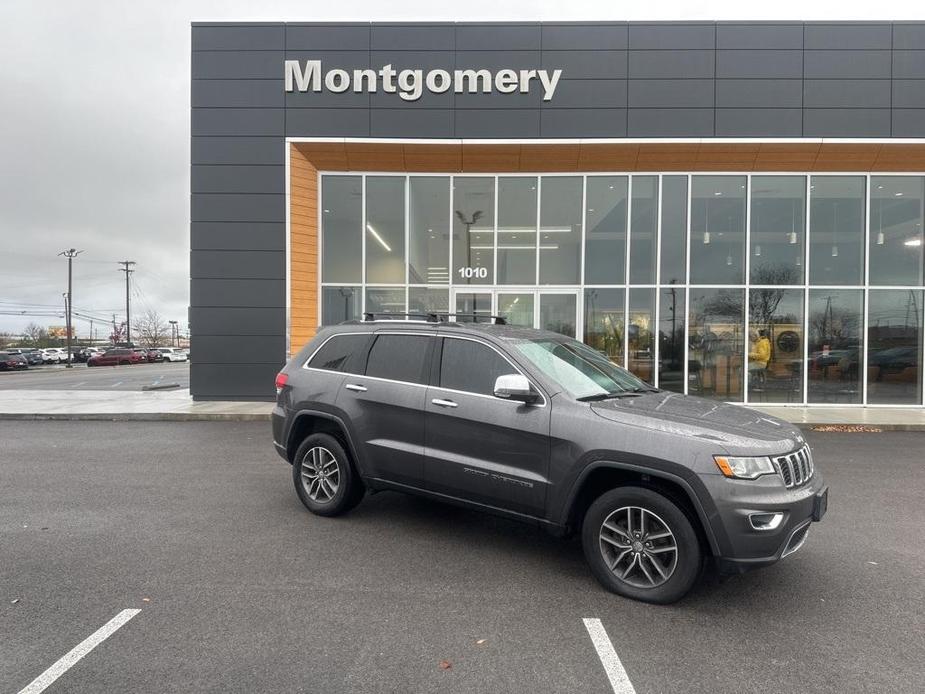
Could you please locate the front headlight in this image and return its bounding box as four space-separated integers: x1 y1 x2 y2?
714 455 776 480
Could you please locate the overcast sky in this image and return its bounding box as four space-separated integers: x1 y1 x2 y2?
1 1 922 336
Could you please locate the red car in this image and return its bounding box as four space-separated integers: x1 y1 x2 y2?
87 348 147 367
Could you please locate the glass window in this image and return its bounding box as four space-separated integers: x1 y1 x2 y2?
584 288 625 366
540 293 577 337
585 176 628 284
690 176 746 285
454 292 492 321
365 288 405 317
365 176 406 284
321 176 362 283
809 176 865 286
628 288 655 383
408 288 448 316
452 177 495 285
498 293 534 327
658 287 686 392
660 176 688 285
539 177 582 284
867 290 923 405
497 177 537 285
747 288 804 403
440 338 515 396
688 288 745 401
750 176 805 285
308 334 369 373
807 289 863 404
322 286 361 325
409 177 450 285
629 176 658 285
869 177 925 286
365 334 430 384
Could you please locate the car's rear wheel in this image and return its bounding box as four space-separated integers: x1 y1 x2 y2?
292 433 364 517
581 486 702 604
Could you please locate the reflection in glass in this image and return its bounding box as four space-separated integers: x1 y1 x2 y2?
690 176 746 284
322 286 361 325
540 293 577 337
497 177 537 285
365 288 405 317
584 288 625 366
658 286 686 392
539 177 582 284
453 177 495 285
365 177 406 284
688 289 745 401
807 290 862 403
455 292 492 321
750 176 805 285
867 290 923 404
321 176 362 283
747 289 803 403
585 177 628 284
409 177 450 285
497 293 534 327
630 177 658 285
869 177 925 286
809 176 865 286
628 288 655 383
408 287 449 316
660 176 688 286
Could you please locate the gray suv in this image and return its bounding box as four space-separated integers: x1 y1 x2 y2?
272 316 828 603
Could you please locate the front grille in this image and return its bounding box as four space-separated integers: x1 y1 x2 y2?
772 445 814 488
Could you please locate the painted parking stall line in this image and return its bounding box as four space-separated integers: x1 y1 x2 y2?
582 618 637 694
18 609 141 694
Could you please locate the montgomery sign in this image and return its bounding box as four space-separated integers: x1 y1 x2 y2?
284 60 564 101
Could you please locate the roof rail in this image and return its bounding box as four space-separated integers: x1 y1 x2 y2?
432 313 507 325
359 312 507 325
362 312 439 322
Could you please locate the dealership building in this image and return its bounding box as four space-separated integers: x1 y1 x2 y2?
190 21 925 407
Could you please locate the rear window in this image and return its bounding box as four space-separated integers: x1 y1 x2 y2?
307 334 368 373
365 334 430 384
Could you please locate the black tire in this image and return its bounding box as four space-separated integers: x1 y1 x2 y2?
581 486 702 604
292 433 364 517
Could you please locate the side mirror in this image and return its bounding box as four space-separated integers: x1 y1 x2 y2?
493 374 539 404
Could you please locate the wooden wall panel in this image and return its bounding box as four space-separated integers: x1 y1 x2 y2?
289 144 319 355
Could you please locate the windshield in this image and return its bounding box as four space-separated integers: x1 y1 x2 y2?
513 338 654 400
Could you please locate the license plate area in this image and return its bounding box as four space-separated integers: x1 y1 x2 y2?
812 487 828 521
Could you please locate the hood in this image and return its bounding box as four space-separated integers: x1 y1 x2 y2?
589 391 804 454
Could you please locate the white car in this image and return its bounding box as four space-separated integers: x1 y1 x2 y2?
158 348 188 363
40 348 62 363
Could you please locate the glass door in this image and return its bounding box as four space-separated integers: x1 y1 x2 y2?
496 292 535 327
452 290 493 323
539 291 579 338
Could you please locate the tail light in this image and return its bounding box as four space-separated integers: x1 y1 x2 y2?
275 372 289 394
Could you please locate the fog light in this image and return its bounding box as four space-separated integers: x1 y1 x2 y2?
749 512 784 531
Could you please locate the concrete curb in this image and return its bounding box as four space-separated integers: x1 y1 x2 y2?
0 413 271 422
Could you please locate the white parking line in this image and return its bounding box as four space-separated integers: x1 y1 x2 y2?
582 618 637 694
18 609 141 694
111 381 122 387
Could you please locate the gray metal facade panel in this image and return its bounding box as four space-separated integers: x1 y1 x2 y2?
803 79 892 108
714 79 802 108
191 279 286 308
543 50 628 79
715 108 803 137
455 24 541 50
371 24 455 50
892 24 925 50
628 24 715 50
192 79 285 108
892 109 925 136
803 108 892 137
627 108 714 137
191 108 284 136
190 363 280 399
370 109 454 138
189 307 286 336
893 81 925 109
191 222 286 251
715 24 803 50
540 24 628 50
543 79 627 109
893 51 925 79
192 51 284 79
628 50 714 79
803 50 892 79
191 165 285 194
191 193 285 222
190 250 285 279
191 136 283 166
715 50 803 78
455 109 541 138
285 24 370 50
192 335 287 363
627 79 714 108
285 109 371 137
802 24 892 50
539 109 627 137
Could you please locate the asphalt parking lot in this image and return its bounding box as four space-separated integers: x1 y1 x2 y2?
0 362 190 391
2 422 923 693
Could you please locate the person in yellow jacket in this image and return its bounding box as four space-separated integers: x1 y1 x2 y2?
748 329 772 380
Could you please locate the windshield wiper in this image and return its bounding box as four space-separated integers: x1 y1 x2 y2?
577 391 641 401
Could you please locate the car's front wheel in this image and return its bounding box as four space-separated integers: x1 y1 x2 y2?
292 433 364 517
582 486 702 604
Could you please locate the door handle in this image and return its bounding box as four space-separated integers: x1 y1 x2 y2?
431 398 458 408
345 383 367 393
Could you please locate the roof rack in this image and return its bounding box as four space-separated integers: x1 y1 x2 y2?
360 312 507 325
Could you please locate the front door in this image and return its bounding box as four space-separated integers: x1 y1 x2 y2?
424 335 550 517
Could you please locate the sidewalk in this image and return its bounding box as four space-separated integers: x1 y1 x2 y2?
0 389 924 428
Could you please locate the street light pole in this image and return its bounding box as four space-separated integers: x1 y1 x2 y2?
58 248 82 368
169 320 178 348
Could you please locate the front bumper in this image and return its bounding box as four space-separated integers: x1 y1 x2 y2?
701 470 828 574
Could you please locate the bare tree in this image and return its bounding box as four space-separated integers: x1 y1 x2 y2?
135 310 170 347
23 322 51 347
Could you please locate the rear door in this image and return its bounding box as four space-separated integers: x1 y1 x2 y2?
335 332 433 487
424 336 551 517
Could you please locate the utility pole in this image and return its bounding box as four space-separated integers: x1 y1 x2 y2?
118 260 136 346
58 248 82 368
169 320 178 348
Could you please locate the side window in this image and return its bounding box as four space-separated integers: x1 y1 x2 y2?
365 334 431 384
307 334 368 373
440 338 518 397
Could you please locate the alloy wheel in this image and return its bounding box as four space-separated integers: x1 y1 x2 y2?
300 446 340 503
599 506 679 589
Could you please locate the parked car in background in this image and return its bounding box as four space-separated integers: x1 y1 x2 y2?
39 348 61 364
21 349 44 366
76 347 104 362
87 348 146 367
0 352 29 371
158 348 188 363
145 348 164 363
